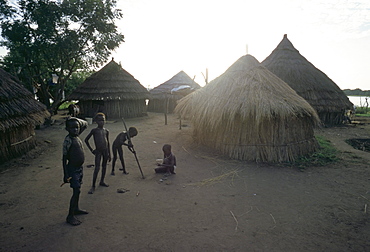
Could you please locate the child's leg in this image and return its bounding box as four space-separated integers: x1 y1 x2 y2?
111 146 118 175
67 188 81 225
89 153 101 194
155 166 168 173
71 172 88 214
118 147 127 174
99 150 109 187
74 189 88 215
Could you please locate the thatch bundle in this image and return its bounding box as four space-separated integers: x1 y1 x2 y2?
68 59 149 118
262 34 353 126
175 55 320 162
148 71 201 113
0 68 50 163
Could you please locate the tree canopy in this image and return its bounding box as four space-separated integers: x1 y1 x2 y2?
0 0 124 112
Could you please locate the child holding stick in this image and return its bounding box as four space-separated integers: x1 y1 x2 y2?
111 127 138 175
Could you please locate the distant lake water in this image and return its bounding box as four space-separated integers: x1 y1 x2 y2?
347 96 369 107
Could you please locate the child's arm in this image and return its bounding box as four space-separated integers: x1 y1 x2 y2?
62 138 69 182
78 119 88 134
106 129 111 161
62 155 70 183
84 130 95 154
161 154 175 167
122 133 134 152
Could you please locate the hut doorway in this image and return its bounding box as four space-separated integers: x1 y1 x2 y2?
92 100 105 117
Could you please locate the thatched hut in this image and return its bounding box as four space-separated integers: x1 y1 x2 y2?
262 34 353 126
67 59 149 119
0 68 50 164
148 71 201 113
175 55 320 162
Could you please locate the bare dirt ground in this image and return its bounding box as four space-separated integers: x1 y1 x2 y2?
0 112 369 252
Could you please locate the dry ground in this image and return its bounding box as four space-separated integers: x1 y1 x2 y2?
0 112 369 252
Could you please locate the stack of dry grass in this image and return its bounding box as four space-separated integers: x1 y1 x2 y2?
175 55 320 162
148 71 201 113
262 34 353 126
0 68 50 164
68 59 149 119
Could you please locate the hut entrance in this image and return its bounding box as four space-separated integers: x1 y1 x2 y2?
345 138 370 152
92 100 105 116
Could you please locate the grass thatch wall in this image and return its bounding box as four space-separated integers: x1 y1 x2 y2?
0 125 37 163
148 94 184 113
79 100 147 119
262 34 353 126
0 68 50 163
175 55 320 163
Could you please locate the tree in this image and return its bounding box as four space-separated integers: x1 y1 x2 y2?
0 0 124 113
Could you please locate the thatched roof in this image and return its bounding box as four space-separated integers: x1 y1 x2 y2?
68 59 149 101
262 34 353 115
175 55 320 162
176 54 319 128
0 68 50 132
150 71 201 97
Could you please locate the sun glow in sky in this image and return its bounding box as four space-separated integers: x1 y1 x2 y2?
111 0 370 90
1 0 370 90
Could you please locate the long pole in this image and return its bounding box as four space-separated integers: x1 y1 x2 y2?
121 117 145 179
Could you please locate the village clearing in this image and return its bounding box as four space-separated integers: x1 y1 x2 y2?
0 112 369 252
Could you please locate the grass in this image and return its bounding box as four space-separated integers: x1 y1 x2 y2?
355 106 370 116
283 135 339 168
355 113 370 118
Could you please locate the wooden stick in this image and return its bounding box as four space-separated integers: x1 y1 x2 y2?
230 210 238 231
60 177 72 187
270 213 276 224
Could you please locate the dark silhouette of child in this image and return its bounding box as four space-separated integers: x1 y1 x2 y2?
111 127 138 175
85 113 111 194
155 144 176 174
62 117 88 226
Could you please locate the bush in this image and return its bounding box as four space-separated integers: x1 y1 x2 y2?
282 135 338 168
58 101 76 110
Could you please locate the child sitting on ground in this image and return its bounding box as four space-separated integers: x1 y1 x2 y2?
155 144 176 175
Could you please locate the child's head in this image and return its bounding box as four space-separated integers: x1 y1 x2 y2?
162 144 171 155
128 127 138 138
65 117 80 136
94 112 106 126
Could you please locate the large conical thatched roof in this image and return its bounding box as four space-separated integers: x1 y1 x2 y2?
150 71 201 96
175 55 320 162
0 68 50 131
68 59 149 101
262 34 353 125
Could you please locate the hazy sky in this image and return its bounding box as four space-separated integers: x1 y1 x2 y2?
1 0 369 90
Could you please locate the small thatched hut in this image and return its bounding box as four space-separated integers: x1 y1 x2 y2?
0 69 50 164
148 71 201 113
68 59 149 119
175 55 320 162
262 34 353 126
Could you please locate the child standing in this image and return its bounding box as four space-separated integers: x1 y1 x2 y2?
155 144 176 174
111 127 138 175
62 117 88 226
85 113 111 194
